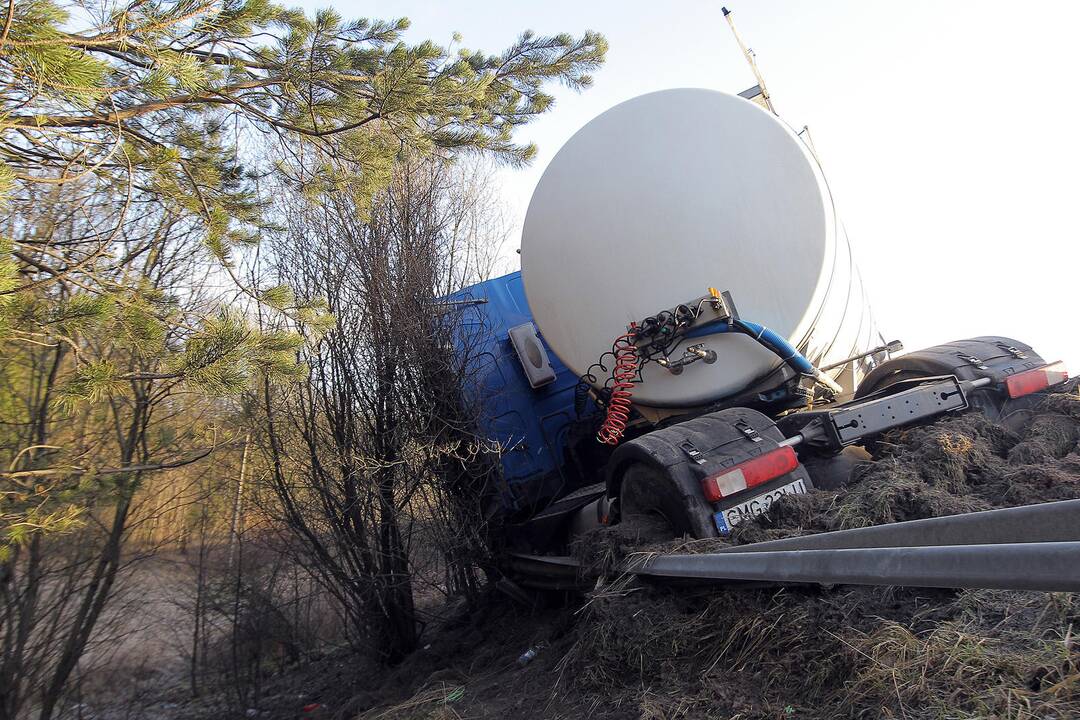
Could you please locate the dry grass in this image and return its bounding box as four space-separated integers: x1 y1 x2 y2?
357 683 468 720
555 584 1080 719
839 593 1079 719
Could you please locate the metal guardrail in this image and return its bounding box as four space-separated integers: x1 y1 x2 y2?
507 500 1080 593
627 500 1080 592
628 542 1080 592
714 498 1080 553
506 553 586 591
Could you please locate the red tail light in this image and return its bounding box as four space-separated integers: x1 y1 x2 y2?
1004 362 1068 399
701 446 799 503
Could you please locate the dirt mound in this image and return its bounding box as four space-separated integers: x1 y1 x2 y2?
554 391 1080 718
559 582 1078 719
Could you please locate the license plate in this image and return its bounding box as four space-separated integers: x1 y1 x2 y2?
713 478 807 534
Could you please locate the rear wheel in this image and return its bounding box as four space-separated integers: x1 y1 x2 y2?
618 463 694 541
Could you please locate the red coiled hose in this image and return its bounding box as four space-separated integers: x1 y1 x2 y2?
596 331 639 445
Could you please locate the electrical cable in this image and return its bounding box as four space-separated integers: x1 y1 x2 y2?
595 331 640 445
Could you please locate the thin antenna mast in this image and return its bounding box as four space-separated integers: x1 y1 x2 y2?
722 6 777 115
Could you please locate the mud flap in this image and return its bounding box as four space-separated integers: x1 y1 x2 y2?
855 336 1046 421
607 407 812 539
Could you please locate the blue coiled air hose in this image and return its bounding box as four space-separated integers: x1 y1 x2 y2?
684 318 841 393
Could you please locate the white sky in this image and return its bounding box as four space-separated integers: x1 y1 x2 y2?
307 0 1080 367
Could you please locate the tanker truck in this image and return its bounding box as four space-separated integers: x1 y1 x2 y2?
449 89 1071 582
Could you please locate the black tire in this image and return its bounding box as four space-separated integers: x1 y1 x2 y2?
618 463 694 539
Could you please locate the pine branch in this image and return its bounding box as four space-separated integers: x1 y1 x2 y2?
4 80 282 128
0 446 218 480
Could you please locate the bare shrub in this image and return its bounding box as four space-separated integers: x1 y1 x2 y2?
255 157 506 664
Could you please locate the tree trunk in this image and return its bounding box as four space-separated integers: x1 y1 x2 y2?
227 433 251 569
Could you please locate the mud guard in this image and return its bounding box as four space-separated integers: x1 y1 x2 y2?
607 407 812 539
855 336 1047 421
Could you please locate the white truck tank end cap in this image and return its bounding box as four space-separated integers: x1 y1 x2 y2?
521 88 871 409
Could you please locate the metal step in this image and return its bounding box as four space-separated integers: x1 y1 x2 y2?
529 481 606 521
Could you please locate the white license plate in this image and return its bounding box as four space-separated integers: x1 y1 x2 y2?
714 478 807 534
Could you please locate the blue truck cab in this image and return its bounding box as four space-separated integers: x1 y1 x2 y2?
451 271 604 522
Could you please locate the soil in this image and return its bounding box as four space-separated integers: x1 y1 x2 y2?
108 391 1080 719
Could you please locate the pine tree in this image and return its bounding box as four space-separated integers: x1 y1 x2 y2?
0 5 605 714
0 0 605 546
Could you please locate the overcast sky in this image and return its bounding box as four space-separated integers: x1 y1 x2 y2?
304 1 1080 367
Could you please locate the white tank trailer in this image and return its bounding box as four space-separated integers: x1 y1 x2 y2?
476 88 1067 553
522 88 877 411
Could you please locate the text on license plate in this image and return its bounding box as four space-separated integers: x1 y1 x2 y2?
713 479 807 535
